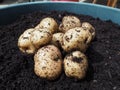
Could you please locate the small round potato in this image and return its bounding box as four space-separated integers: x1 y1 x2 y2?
34 45 62 80
18 28 36 54
59 16 81 33
51 33 64 48
35 17 58 33
64 51 88 79
82 22 95 40
62 27 92 52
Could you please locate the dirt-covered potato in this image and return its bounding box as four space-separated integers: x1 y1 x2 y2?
30 28 52 49
18 28 36 54
59 16 81 33
34 45 62 80
35 17 58 33
62 27 92 52
82 22 95 40
64 51 88 79
51 33 64 48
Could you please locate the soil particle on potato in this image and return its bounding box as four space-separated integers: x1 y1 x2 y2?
0 11 120 90
65 35 72 42
72 57 83 63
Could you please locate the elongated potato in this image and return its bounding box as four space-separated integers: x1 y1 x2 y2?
18 28 36 54
34 45 62 80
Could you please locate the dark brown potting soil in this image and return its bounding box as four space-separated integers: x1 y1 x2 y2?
0 11 120 90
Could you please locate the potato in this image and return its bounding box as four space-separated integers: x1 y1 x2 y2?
62 27 92 52
59 16 81 33
82 22 95 40
64 51 88 79
35 17 58 33
18 28 36 54
30 28 52 49
34 45 62 80
51 33 64 48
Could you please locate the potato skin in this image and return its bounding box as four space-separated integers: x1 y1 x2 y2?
64 51 88 79
59 16 81 33
30 28 52 49
35 17 58 34
18 28 36 54
82 22 95 40
34 45 62 80
51 33 64 48
62 27 92 52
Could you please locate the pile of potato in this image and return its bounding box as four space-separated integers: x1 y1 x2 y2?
18 16 95 80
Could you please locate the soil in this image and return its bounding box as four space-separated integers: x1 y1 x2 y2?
0 11 120 90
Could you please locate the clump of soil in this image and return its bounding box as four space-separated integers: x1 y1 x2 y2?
72 57 83 63
0 11 120 90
